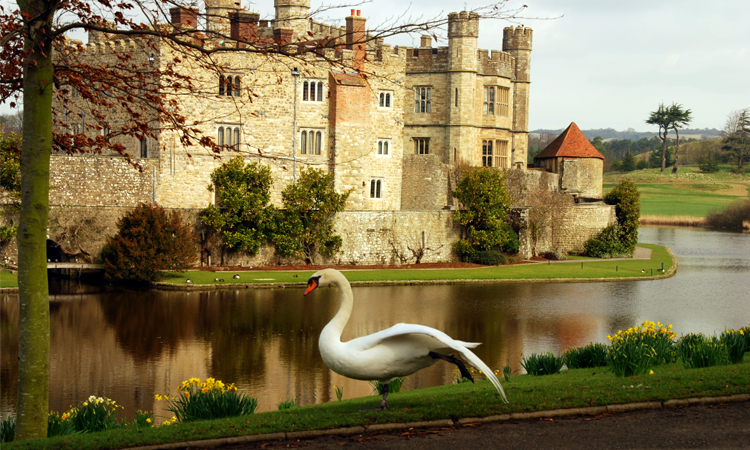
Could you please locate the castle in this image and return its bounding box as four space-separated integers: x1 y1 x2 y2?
0 0 616 265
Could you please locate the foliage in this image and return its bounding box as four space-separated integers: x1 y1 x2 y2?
677 334 730 369
0 224 16 246
499 223 520 254
63 396 122 433
469 249 506 266
620 151 636 172
649 145 675 168
563 343 609 369
521 352 564 376
647 102 686 172
0 132 21 201
276 399 297 411
719 329 747 364
705 200 750 230
583 224 629 258
157 377 258 422
46 412 77 438
370 377 407 395
200 157 275 255
101 204 196 283
604 179 641 253
698 151 720 173
333 385 344 402
502 365 513 382
666 103 692 173
132 411 153 429
273 168 350 264
636 159 650 170
721 108 750 170
452 168 512 259
606 321 677 376
1 415 14 443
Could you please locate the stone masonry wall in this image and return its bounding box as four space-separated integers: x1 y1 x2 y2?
400 154 450 210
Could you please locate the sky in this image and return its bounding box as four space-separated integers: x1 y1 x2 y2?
2 0 749 131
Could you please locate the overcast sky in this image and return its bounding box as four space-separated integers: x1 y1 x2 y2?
3 0 749 131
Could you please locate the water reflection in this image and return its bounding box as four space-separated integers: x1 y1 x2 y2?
1 227 749 419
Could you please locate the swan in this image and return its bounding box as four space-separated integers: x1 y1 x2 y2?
304 269 507 410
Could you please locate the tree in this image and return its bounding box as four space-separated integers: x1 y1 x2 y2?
273 167 350 264
604 179 640 253
1 132 21 249
621 151 636 172
0 0 528 439
101 204 196 283
666 103 692 174
451 167 512 259
646 103 675 172
721 109 750 171
199 157 275 258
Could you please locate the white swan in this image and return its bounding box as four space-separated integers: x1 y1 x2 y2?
304 268 507 409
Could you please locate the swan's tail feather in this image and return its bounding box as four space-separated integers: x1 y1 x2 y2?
457 346 508 403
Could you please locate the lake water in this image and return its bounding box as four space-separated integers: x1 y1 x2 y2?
1 227 749 420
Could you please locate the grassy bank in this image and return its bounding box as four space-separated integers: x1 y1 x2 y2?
161 244 672 287
0 270 17 288
604 165 750 218
6 359 749 450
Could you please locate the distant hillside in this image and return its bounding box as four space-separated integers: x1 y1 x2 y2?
531 127 721 141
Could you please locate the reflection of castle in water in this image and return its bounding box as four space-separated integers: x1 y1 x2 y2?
2 283 621 418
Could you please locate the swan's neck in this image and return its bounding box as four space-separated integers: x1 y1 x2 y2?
320 275 353 344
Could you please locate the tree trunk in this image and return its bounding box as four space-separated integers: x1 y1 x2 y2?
672 128 680 174
15 0 56 440
660 128 667 172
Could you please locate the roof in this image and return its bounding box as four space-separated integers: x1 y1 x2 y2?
330 72 367 87
533 122 605 160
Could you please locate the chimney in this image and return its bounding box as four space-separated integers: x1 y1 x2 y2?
169 6 198 28
345 10 366 71
231 11 260 46
273 27 293 47
420 35 432 48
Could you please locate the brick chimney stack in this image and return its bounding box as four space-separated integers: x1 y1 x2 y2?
231 11 260 46
345 10 366 71
169 6 198 28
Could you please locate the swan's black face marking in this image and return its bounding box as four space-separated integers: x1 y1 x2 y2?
304 275 321 296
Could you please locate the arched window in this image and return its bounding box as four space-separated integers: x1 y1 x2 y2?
370 179 382 199
300 131 307 154
303 81 309 101
225 127 232 149
234 76 241 96
218 127 224 147
234 128 240 151
310 82 316 102
219 75 225 95
226 76 233 96
377 139 390 156
316 81 323 101
315 131 322 155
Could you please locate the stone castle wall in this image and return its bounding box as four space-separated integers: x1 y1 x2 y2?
400 154 450 210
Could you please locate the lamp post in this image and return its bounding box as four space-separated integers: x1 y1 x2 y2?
291 67 300 183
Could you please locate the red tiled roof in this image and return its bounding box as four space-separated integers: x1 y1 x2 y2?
533 122 605 160
331 72 367 87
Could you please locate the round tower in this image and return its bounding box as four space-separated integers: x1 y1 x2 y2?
447 12 480 166
274 0 311 38
503 26 533 168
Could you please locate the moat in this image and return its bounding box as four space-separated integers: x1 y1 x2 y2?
1 226 749 420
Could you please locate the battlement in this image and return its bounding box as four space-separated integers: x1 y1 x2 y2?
503 26 533 51
447 11 479 38
405 45 513 78
477 49 514 77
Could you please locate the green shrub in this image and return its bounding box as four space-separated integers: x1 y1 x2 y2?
132 411 153 428
521 352 564 376
1 415 14 443
720 330 746 364
102 204 196 283
741 326 750 353
64 396 121 433
607 321 677 376
276 399 297 410
499 223 520 254
158 377 258 422
47 412 77 437
636 159 650 170
370 377 406 395
705 200 750 230
677 334 729 369
469 249 506 266
584 224 629 258
563 343 609 369
698 153 720 173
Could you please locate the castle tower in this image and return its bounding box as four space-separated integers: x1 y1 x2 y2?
205 0 240 36
503 26 533 168
447 11 479 165
274 0 311 38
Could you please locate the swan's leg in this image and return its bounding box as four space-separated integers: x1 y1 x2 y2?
429 351 474 382
380 382 389 410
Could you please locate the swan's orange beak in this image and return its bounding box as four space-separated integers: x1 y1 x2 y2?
304 278 318 296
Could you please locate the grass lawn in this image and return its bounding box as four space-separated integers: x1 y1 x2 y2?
7 359 749 450
604 165 750 217
162 244 672 286
0 270 18 288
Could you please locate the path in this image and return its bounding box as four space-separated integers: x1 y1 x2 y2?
199 400 749 450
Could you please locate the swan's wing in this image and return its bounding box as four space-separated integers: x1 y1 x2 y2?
351 323 507 402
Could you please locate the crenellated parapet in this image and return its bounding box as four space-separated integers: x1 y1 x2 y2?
447 11 479 38
502 26 533 52
477 49 514 78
